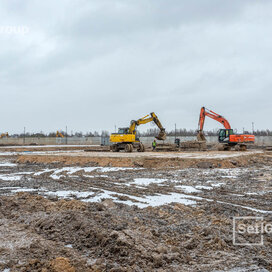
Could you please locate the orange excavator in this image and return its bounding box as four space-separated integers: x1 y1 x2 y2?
197 107 255 151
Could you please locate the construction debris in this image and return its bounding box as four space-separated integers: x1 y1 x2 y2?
155 140 207 151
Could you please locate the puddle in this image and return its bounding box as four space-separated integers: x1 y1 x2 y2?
0 175 21 181
131 178 167 186
175 185 201 193
0 163 17 167
42 190 94 199
195 185 213 190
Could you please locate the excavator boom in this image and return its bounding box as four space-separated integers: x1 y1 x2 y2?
56 131 64 138
128 112 166 140
198 107 231 131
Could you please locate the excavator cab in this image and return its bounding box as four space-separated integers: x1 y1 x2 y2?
116 127 140 141
117 128 129 134
218 129 234 143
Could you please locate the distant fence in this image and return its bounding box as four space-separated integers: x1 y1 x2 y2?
0 137 101 146
141 136 272 146
0 135 271 146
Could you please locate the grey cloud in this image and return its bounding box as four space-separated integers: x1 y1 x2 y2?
0 0 271 133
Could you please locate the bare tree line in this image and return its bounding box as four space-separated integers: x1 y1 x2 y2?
139 128 272 137
6 128 272 138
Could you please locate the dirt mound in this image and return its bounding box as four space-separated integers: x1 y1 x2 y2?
1 193 87 213
16 151 266 169
49 257 76 272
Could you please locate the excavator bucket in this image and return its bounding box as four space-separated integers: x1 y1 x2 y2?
197 131 206 142
156 130 166 141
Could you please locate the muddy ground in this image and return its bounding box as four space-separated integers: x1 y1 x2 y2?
0 150 271 271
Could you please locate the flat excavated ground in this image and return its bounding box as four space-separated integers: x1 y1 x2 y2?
0 149 271 271
17 150 264 168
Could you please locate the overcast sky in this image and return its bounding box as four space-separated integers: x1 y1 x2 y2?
0 0 271 134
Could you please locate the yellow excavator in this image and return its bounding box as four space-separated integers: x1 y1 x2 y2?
0 133 8 138
110 112 166 152
56 131 64 138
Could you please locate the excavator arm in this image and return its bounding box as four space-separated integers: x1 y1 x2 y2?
129 112 166 140
197 107 231 141
198 107 231 131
